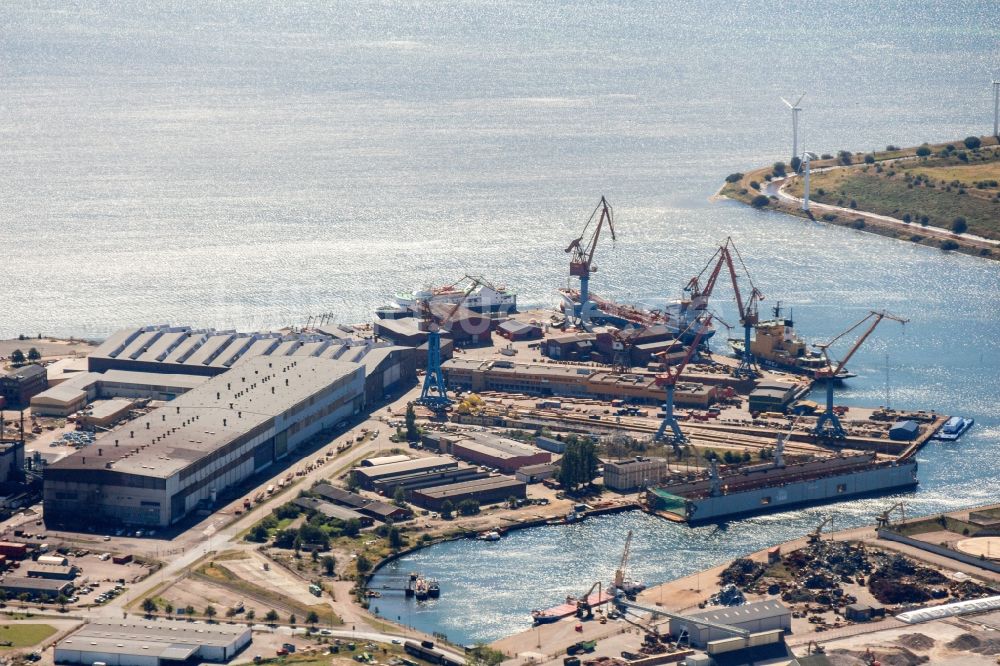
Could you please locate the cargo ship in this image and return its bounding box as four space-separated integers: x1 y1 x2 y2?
393 280 517 314
531 591 613 624
647 452 917 524
558 289 715 343
727 304 855 380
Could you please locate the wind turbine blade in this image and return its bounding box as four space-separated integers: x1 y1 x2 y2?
794 93 806 107
780 97 792 109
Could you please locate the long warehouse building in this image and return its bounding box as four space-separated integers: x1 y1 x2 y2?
44 357 364 527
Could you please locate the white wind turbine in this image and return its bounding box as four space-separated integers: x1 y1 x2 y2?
801 150 818 212
781 93 806 160
992 75 999 138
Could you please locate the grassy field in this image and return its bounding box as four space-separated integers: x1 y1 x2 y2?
194 562 341 625
0 624 57 649
785 147 1000 239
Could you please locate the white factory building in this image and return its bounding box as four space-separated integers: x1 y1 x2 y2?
55 619 251 666
44 356 364 527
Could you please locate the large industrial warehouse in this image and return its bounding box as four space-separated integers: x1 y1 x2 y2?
55 619 251 666
44 356 364 527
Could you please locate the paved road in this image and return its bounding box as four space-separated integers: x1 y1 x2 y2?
767 162 999 252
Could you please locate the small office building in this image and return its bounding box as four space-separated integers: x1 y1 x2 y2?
55 619 251 666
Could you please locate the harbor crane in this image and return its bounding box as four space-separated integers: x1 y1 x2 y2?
812 310 908 438
565 197 616 330
654 314 712 446
416 275 484 411
875 501 906 529
611 529 645 596
685 238 764 377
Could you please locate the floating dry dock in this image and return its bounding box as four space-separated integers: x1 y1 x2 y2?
648 452 918 524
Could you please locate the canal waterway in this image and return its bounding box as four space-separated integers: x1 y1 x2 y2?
1 0 998 647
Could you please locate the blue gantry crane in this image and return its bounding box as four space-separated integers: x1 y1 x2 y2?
812 310 908 438
416 276 483 411
654 314 713 446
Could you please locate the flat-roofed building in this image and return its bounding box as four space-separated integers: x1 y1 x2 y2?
0 576 72 600
669 600 790 648
43 357 364 527
77 398 136 429
31 370 206 417
515 463 558 484
603 457 671 492
26 563 76 580
353 456 458 490
451 435 551 473
361 454 412 467
410 476 526 511
55 619 251 666
372 465 489 496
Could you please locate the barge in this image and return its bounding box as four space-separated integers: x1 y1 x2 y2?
647 452 918 524
531 591 612 624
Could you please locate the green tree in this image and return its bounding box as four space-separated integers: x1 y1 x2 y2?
724 172 743 183
322 555 336 576
26 348 41 362
863 154 875 164
245 609 256 621
393 485 408 508
356 554 372 574
342 518 361 538
9 349 25 366
306 610 319 625
56 594 69 611
204 605 217 621
750 194 769 208
247 523 269 543
772 161 786 177
964 136 982 150
952 217 968 234
289 614 297 625
185 604 195 617
458 499 480 516
916 145 931 157
440 500 454 520
265 609 279 623
789 156 801 173
164 602 174 615
557 437 599 491
388 525 404 550
405 403 419 441
142 598 158 615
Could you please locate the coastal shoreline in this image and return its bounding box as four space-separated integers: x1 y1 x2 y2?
718 136 1000 262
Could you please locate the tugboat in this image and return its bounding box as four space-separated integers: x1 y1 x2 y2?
427 580 441 598
728 303 855 381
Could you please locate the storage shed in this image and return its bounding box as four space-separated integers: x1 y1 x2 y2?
889 420 919 441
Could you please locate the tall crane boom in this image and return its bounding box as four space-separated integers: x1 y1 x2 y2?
613 530 634 590
686 238 763 378
812 310 908 437
416 276 484 411
654 314 713 445
565 197 616 329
